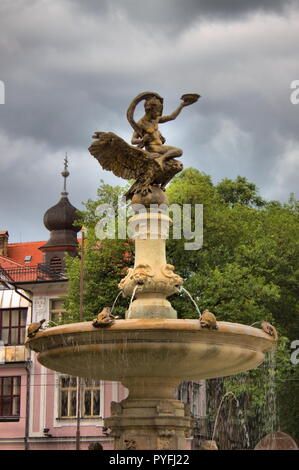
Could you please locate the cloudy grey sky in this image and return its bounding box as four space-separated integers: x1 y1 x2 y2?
0 0 298 242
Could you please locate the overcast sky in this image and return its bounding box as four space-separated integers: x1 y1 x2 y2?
0 0 298 243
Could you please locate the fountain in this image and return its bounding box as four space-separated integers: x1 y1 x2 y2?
27 91 277 450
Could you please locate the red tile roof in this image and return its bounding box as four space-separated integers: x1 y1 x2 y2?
0 256 26 282
0 255 24 270
0 241 70 282
7 241 45 267
0 241 45 282
0 238 83 282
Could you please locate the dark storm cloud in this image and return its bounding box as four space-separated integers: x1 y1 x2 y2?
0 0 298 241
74 0 296 27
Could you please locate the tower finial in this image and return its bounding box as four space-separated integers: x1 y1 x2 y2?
61 153 70 196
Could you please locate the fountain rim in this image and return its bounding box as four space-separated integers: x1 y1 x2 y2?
27 318 276 381
27 318 276 352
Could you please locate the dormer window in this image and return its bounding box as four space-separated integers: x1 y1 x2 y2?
24 256 32 263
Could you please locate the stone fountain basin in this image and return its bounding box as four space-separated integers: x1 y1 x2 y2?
27 319 276 381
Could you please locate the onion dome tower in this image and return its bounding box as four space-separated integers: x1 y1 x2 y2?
40 155 81 272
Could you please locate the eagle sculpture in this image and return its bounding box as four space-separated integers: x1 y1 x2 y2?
88 92 200 199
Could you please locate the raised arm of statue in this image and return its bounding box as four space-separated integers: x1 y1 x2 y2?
159 102 186 123
159 94 200 123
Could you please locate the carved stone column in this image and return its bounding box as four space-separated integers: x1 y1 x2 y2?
105 378 194 450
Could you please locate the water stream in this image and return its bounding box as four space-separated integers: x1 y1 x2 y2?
262 350 279 436
211 391 250 448
207 349 280 449
127 285 139 316
179 286 201 318
45 320 59 328
110 290 123 316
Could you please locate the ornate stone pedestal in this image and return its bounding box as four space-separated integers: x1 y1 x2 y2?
113 193 190 448
119 203 183 319
105 378 194 450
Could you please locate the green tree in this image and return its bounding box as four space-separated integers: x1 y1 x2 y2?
166 169 299 443
216 176 266 207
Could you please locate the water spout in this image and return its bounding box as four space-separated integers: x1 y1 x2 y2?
127 285 139 316
264 350 279 435
212 391 250 448
180 286 201 318
110 290 123 316
45 320 59 328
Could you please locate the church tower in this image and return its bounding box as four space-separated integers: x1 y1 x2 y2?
39 155 81 273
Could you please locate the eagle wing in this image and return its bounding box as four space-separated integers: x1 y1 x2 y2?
88 132 157 181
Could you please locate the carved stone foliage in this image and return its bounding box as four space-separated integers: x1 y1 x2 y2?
157 437 173 450
119 263 183 297
157 429 176 450
124 439 137 450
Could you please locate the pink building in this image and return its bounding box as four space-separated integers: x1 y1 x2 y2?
0 281 127 450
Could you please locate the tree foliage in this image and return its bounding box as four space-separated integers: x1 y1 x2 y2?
166 168 299 442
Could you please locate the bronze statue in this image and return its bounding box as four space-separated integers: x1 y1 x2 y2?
92 307 115 328
200 310 218 330
89 92 200 199
261 321 278 340
127 92 199 165
27 319 46 338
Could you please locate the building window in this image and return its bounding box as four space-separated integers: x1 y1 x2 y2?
81 378 101 418
59 376 77 418
50 299 66 324
0 376 21 419
0 308 27 345
59 376 101 419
